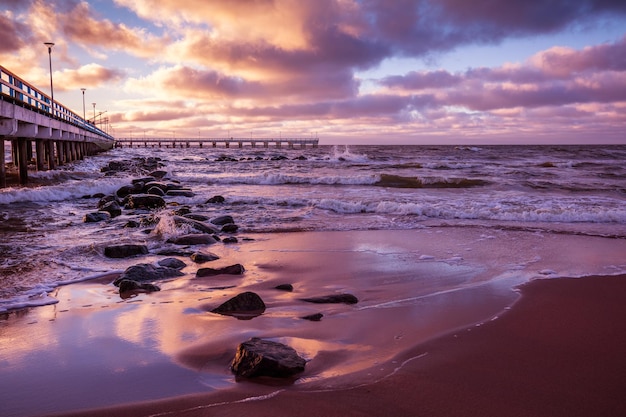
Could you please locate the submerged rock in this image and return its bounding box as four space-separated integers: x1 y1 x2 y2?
300 294 358 304
118 279 160 294
83 211 111 223
113 263 184 286
275 284 294 292
196 264 245 277
167 234 218 245
206 195 225 204
231 337 306 378
212 291 266 318
104 244 148 258
301 313 323 321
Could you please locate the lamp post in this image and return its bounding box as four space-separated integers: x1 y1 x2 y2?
92 103 96 125
80 88 86 121
43 42 55 117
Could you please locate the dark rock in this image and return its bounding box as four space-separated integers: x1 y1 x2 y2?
173 206 192 216
92 193 106 199
166 190 195 197
196 264 245 277
231 337 306 378
167 234 218 245
184 213 210 221
275 284 294 292
118 279 160 293
124 220 140 228
116 183 143 198
83 211 111 223
143 181 169 193
301 313 323 321
97 195 118 208
147 186 165 196
212 291 266 317
100 201 122 217
113 263 184 286
221 223 239 233
172 216 219 234
300 294 358 304
206 195 225 204
132 177 155 185
125 194 166 210
157 257 187 269
222 237 238 244
191 251 220 263
104 244 148 258
210 215 234 225
149 170 168 179
156 248 194 257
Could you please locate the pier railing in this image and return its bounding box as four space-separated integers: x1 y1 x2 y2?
0 65 113 141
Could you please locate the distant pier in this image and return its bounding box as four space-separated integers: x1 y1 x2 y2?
115 137 319 149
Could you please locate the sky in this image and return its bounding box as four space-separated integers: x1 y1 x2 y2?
1 0 626 145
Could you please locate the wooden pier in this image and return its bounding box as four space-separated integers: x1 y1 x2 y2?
1 65 114 187
114 137 319 149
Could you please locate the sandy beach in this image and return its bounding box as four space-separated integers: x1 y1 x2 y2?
1 229 626 417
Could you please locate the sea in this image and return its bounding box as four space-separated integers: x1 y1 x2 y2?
1 143 626 313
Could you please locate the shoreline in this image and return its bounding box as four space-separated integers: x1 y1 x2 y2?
2 229 626 417
63 273 626 417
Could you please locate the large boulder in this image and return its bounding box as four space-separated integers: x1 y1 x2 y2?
104 244 148 258
196 264 245 277
113 263 184 286
211 291 266 317
231 338 306 378
167 234 218 245
300 294 358 304
125 194 166 210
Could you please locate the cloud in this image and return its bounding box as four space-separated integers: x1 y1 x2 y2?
0 13 27 53
55 63 126 91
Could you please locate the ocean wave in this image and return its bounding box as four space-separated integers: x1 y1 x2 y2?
374 174 489 188
0 177 128 204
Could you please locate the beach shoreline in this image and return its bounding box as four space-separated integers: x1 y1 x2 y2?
53 273 626 417
1 228 626 416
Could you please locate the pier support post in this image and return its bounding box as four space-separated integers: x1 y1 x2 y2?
47 141 56 170
36 140 46 171
0 138 5 188
57 141 65 165
17 138 28 185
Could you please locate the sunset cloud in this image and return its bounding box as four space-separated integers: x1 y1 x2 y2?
1 0 625 143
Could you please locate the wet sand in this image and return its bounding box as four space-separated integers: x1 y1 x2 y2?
66 274 626 417
1 230 625 417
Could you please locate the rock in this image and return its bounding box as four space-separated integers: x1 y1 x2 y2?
184 213 210 221
275 284 293 292
167 234 218 245
212 291 266 317
172 216 219 234
221 223 239 233
210 215 234 226
118 279 160 293
156 248 194 257
124 220 140 228
166 190 195 197
149 170 168 179
158 258 187 269
125 194 166 210
147 186 165 196
191 251 220 263
196 264 245 277
231 337 306 378
132 177 156 185
301 313 323 321
83 211 111 223
206 195 225 204
222 237 238 244
100 201 122 217
97 194 118 208
300 294 358 304
116 183 143 198
104 244 148 258
113 263 184 286
143 181 169 193
173 206 192 216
